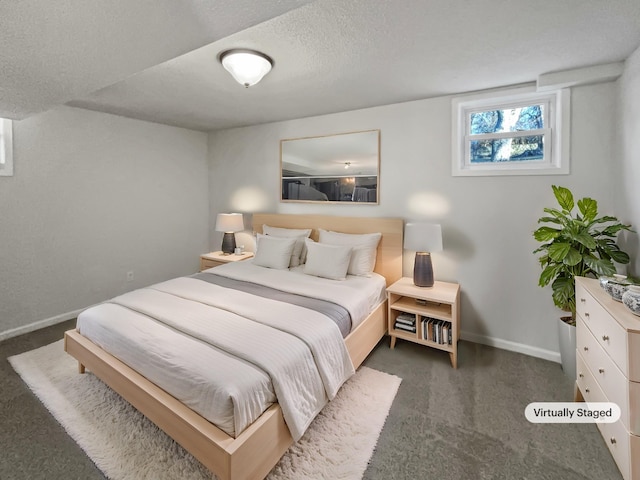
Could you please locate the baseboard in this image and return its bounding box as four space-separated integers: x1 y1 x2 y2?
460 330 561 364
0 308 84 342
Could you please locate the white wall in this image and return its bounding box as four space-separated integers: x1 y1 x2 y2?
209 81 619 361
615 44 640 276
0 106 209 339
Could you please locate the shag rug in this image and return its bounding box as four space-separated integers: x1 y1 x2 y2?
9 340 401 480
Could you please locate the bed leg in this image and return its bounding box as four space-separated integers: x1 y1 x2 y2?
78 362 85 374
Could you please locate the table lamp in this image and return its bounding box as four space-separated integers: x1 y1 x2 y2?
404 223 443 287
215 213 244 254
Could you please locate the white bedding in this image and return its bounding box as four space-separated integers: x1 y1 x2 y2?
76 262 386 441
208 259 387 329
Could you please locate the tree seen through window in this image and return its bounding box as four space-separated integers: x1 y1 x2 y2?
469 105 544 163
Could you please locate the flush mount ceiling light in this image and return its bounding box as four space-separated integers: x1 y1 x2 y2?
219 49 273 88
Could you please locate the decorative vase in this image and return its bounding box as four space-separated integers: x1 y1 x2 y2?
622 285 640 316
604 275 632 302
557 316 576 378
599 273 627 289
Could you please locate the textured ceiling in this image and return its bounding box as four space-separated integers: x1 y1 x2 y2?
3 0 640 131
0 0 314 119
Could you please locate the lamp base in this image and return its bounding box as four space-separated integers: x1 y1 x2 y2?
221 232 237 255
413 252 434 287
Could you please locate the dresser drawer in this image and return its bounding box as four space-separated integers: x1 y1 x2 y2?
577 350 610 405
577 353 632 479
577 317 640 435
597 417 635 480
576 282 629 377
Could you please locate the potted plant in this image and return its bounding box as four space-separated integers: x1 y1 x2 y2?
533 185 632 376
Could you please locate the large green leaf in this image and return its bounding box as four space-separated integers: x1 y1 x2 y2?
563 248 582 266
583 256 616 276
553 185 574 212
577 197 597 221
601 224 632 236
573 232 597 249
536 216 563 225
548 242 571 262
533 226 561 242
543 208 568 222
552 276 575 311
591 215 621 225
537 254 550 266
538 264 561 287
606 249 630 264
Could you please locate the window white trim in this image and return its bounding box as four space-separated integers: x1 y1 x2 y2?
0 118 14 177
451 86 570 176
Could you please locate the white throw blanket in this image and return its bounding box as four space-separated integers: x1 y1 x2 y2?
107 277 355 441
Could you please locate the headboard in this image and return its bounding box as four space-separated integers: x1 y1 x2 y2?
252 213 403 285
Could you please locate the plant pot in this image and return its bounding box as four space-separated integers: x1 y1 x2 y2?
557 316 576 378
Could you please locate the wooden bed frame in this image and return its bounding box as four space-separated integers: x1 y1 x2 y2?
64 213 403 480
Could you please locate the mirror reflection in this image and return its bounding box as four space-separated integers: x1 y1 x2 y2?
280 129 380 203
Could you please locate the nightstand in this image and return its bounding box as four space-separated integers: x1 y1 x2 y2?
199 251 254 271
387 277 461 368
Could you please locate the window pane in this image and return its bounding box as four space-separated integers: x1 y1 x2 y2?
470 135 544 163
470 105 544 135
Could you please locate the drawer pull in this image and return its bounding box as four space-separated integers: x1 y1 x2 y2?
584 312 590 318
585 388 590 393
598 368 605 374
602 335 609 341
579 373 584 378
583 346 589 351
610 437 617 445
580 298 586 303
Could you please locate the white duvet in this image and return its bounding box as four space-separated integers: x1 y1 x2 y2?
210 259 387 329
76 262 385 441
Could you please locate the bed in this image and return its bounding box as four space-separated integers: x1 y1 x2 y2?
64 213 403 480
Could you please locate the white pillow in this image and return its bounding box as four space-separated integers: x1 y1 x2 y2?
253 234 297 270
262 225 312 267
303 239 353 281
318 229 382 276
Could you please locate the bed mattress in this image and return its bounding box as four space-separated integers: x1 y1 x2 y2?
76 261 386 440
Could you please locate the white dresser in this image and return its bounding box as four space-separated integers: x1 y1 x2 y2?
575 277 640 480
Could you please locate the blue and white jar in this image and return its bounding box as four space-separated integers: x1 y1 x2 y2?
600 274 628 289
622 285 640 316
604 275 633 302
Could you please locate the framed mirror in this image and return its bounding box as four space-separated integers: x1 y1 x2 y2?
280 129 380 204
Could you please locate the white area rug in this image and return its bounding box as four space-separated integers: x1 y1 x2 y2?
9 340 401 480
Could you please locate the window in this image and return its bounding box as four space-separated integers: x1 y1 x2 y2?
452 86 570 176
0 118 13 177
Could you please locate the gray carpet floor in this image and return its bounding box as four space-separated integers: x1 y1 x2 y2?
0 320 622 480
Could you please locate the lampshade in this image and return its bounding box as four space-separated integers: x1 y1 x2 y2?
404 223 443 287
219 49 273 87
215 213 244 233
404 223 443 253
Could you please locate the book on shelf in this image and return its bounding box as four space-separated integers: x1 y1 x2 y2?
395 314 415 326
394 322 416 333
421 316 452 345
